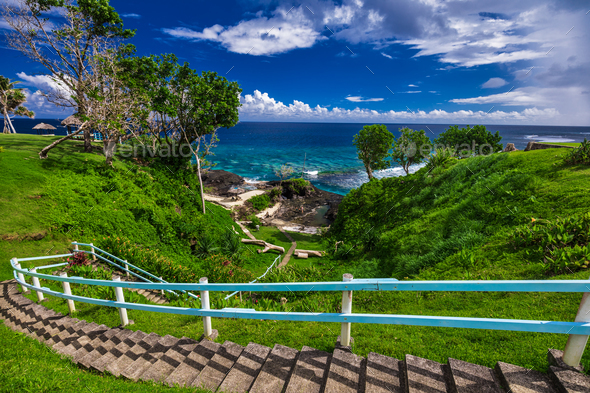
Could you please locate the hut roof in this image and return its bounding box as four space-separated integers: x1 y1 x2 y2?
32 122 56 130
61 114 82 126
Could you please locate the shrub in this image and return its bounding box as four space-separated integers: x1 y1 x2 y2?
433 125 503 157
249 194 270 211
285 178 310 196
428 147 456 170
247 214 261 229
66 251 91 267
200 254 255 283
269 187 283 200
512 213 590 274
563 138 590 165
194 235 219 259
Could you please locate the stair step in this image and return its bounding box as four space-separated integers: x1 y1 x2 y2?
91 330 147 372
120 334 174 381
495 361 557 393
547 349 584 372
136 335 188 382
364 352 403 393
219 342 272 393
405 354 447 393
324 348 364 393
548 366 590 393
47 320 88 347
448 357 502 393
104 331 160 376
190 340 244 391
164 338 221 387
69 325 112 362
285 346 331 393
28 314 69 341
79 329 134 369
54 322 101 357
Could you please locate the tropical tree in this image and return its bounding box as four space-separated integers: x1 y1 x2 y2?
390 127 432 175
2 0 135 151
275 164 294 185
433 125 503 157
0 76 35 134
353 124 394 179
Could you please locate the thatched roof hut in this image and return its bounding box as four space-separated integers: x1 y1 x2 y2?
33 122 56 136
61 114 82 126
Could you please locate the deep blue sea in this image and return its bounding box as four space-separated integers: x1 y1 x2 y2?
10 119 590 195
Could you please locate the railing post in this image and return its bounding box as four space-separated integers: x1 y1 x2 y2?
200 277 213 337
74 242 79 251
12 259 29 293
125 260 129 278
341 273 353 347
113 276 129 326
159 277 164 296
60 272 76 313
30 268 44 302
563 292 590 367
90 243 97 261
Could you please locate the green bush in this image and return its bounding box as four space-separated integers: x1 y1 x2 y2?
249 194 270 211
433 125 503 157
428 147 456 170
247 214 261 229
512 213 590 274
563 138 590 165
286 178 309 195
269 187 282 200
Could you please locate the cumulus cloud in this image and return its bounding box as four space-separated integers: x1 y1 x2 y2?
162 6 323 56
345 96 384 102
482 78 508 88
16 72 72 97
239 90 560 124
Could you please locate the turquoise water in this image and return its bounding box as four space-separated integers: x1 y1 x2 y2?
11 119 590 195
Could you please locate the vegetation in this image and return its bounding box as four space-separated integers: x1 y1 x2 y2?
427 146 456 170
433 124 503 157
249 193 271 211
563 138 590 165
391 127 432 175
0 75 34 134
275 164 294 184
353 124 394 179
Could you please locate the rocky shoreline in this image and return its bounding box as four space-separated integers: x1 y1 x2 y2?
202 170 343 228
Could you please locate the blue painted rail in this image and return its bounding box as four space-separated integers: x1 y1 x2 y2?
9 241 590 367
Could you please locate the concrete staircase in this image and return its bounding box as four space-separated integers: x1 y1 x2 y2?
2 279 589 392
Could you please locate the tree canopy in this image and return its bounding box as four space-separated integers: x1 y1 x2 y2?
353 124 394 180
0 76 35 134
391 127 432 175
434 125 503 157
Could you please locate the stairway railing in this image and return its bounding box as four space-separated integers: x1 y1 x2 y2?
9 241 590 368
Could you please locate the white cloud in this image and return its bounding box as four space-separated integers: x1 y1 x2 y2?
239 90 561 124
162 7 324 56
381 52 393 59
16 72 72 97
481 77 507 88
408 84 418 87
345 96 384 102
121 13 141 19
401 91 421 94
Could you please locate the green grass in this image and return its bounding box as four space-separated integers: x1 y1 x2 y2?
542 142 581 147
2 135 590 385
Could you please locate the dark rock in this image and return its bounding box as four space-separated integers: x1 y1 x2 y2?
201 170 245 196
524 142 574 152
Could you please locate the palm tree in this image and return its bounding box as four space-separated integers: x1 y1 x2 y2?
0 75 35 134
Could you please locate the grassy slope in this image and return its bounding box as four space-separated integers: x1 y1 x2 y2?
2 136 590 381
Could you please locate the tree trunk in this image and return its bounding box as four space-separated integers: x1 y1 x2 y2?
104 138 117 166
39 121 87 159
2 109 10 134
7 114 17 134
365 164 374 179
196 153 206 215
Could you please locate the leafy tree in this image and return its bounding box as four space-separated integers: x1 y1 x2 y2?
2 0 135 152
390 127 432 175
353 124 394 179
433 125 503 157
0 76 34 134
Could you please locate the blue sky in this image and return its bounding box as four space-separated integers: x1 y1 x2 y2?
1 0 589 125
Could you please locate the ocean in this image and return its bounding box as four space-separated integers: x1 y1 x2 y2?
8 119 590 195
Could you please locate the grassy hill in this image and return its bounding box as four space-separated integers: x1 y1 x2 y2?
1 135 590 389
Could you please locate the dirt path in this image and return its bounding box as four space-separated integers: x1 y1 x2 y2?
278 228 297 268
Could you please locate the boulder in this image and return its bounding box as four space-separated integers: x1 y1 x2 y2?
503 143 518 152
